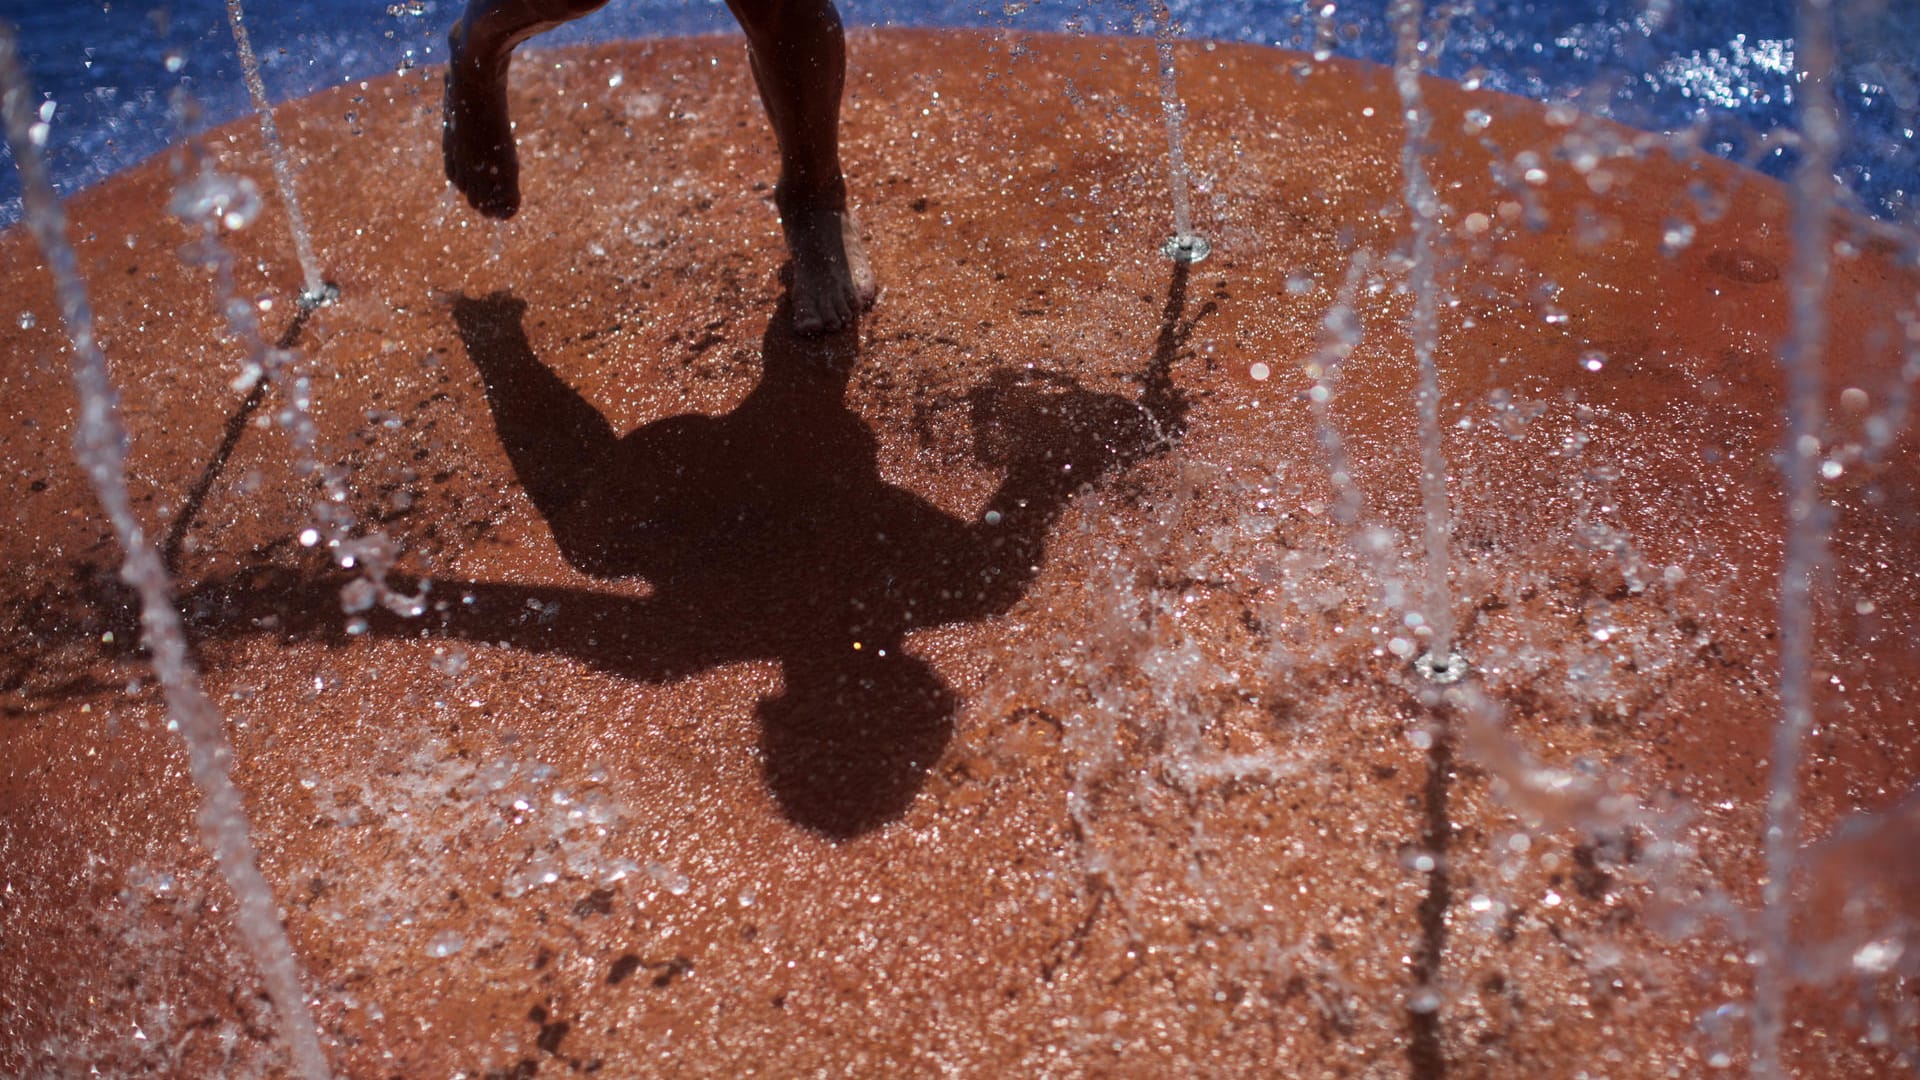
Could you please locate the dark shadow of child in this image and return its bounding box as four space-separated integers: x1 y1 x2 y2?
447 293 1183 837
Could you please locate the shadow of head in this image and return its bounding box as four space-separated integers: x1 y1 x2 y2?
758 648 956 840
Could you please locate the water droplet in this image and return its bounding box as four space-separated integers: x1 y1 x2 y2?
340 578 377 614
1580 350 1607 372
164 50 187 73
1249 362 1271 381
298 528 320 547
581 791 619 825
1661 220 1696 255
425 930 466 958
1853 938 1903 974
169 171 262 232
647 862 691 896
16 311 35 329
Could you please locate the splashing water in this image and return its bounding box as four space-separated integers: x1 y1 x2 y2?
162 76 424 620
0 24 331 1080
225 0 331 305
1300 251 1415 626
166 127 427 622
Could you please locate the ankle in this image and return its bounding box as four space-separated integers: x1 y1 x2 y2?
774 176 848 216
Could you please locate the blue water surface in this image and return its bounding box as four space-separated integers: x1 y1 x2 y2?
0 0 1915 227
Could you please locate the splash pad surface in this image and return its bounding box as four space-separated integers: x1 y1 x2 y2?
2 30 1918 1077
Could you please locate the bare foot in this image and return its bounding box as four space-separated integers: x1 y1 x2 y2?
442 21 520 219
780 198 877 335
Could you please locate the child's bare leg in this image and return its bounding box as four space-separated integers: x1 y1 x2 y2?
728 0 877 334
444 0 607 218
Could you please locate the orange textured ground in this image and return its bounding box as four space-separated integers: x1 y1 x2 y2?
2 30 1918 1078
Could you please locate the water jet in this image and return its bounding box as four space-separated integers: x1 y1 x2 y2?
223 0 331 307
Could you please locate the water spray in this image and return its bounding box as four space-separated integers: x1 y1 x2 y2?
164 81 425 623
0 24 333 1080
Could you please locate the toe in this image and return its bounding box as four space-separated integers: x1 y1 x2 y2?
794 287 852 336
475 181 519 219
793 301 825 336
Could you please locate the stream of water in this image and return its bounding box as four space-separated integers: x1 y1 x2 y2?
0 24 332 1080
1148 0 1209 263
223 0 329 305
1755 0 1843 1073
1388 0 1459 677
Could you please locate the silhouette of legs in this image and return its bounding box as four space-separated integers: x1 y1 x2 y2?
448 293 620 568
